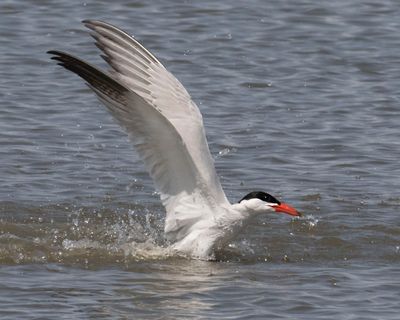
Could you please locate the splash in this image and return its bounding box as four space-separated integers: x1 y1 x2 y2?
303 214 319 229
293 213 319 230
0 204 181 266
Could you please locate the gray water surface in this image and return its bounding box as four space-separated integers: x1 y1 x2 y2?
1 0 400 319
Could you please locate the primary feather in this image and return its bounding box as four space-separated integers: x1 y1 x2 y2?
48 20 230 248
48 20 301 259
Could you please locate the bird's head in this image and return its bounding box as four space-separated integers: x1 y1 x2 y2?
238 191 301 217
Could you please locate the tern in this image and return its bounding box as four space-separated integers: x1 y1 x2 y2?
48 20 301 259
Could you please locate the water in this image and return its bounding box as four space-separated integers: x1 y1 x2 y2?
1 0 400 318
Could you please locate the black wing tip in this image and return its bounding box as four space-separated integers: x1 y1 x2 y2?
47 50 72 64
82 19 107 30
47 50 60 55
47 50 71 60
47 50 65 63
82 19 98 31
82 19 97 25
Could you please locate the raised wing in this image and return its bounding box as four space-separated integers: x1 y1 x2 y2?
48 29 228 240
82 20 228 205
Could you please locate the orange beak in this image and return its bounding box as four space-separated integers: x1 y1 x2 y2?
274 203 302 217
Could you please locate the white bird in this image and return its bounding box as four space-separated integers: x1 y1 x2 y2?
48 20 301 260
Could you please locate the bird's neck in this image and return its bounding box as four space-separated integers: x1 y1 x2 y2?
229 202 258 220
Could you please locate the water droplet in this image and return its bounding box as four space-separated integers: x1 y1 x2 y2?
283 254 289 262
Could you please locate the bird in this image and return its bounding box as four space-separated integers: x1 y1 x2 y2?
48 20 301 260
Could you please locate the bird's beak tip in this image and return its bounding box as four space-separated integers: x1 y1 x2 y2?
274 202 301 217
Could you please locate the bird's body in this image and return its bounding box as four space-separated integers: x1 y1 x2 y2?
169 203 252 258
48 20 300 260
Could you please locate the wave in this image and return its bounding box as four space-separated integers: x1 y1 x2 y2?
1 201 399 266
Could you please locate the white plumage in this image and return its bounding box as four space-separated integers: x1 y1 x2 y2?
48 20 300 259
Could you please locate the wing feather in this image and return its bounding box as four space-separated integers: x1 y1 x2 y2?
48 50 222 239
82 20 228 205
48 21 230 241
